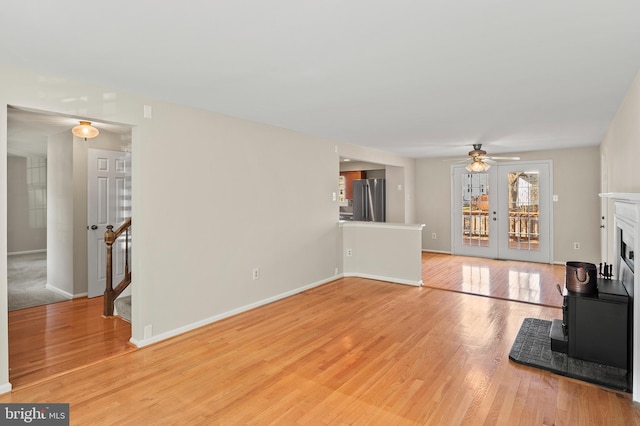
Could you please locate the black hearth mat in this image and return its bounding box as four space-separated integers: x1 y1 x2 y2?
509 318 630 393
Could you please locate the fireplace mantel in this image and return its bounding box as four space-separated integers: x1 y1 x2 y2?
600 192 640 202
600 192 640 402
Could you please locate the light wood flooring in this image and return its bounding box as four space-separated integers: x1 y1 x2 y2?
2 255 639 425
422 252 565 307
8 296 134 389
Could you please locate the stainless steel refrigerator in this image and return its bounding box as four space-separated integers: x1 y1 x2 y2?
352 178 386 222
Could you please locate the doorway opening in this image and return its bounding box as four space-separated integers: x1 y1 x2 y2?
6 105 134 388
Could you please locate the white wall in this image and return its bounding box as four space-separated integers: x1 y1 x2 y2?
601 70 640 263
47 132 74 296
0 64 416 391
416 146 601 264
341 222 424 285
385 165 405 224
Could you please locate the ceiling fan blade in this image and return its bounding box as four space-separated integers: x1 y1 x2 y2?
442 158 473 163
486 156 520 160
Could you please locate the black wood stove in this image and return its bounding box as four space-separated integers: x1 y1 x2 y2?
550 278 630 369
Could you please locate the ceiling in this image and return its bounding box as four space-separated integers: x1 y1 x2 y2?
2 1 639 159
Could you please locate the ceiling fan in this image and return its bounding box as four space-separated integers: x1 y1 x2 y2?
463 144 520 172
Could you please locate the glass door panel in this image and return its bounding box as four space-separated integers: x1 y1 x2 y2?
452 167 497 258
462 173 490 247
498 161 552 263
507 171 540 251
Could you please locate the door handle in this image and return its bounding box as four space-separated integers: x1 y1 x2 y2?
88 225 98 230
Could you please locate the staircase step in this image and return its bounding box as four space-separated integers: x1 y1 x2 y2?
114 295 131 323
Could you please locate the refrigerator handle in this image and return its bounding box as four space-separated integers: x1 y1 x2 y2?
367 182 376 222
357 182 366 221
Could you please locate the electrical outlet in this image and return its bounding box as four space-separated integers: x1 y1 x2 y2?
573 242 580 250
346 248 353 257
432 233 437 239
252 268 260 280
144 324 153 339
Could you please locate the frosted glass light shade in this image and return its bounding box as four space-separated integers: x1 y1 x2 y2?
72 121 99 139
466 159 491 172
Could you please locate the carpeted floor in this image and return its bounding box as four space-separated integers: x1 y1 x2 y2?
7 252 70 311
509 317 630 392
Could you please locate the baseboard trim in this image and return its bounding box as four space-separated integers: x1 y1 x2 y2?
0 382 12 395
45 284 73 299
8 249 46 256
129 275 341 348
422 249 452 255
343 272 422 287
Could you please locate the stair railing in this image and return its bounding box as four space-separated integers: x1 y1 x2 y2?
103 217 132 317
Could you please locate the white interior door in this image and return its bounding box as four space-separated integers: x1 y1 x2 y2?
452 161 552 263
87 149 131 298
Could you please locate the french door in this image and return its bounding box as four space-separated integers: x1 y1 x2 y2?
452 161 552 263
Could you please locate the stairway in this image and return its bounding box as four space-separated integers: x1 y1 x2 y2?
114 296 131 323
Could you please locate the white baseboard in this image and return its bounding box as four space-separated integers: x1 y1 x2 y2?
422 249 452 255
129 274 341 348
0 382 12 395
343 272 422 286
45 284 73 299
8 249 46 256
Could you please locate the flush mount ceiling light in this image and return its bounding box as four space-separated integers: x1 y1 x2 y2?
72 121 99 140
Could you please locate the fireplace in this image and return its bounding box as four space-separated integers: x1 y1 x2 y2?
601 193 640 402
618 226 635 374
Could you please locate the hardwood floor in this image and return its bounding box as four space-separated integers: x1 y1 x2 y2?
422 252 566 307
2 256 639 424
8 296 134 389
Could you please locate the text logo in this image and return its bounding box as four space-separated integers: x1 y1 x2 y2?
1 404 69 425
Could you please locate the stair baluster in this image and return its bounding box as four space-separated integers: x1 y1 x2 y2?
103 217 132 317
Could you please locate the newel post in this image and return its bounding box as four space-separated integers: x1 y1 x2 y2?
103 224 116 317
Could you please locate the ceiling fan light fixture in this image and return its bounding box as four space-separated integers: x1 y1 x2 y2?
466 159 491 172
72 121 99 140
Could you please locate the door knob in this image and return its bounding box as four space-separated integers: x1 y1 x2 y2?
88 225 98 230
